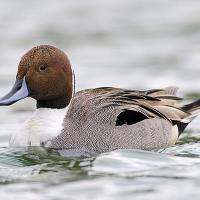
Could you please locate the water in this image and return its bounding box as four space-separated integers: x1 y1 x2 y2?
0 0 200 199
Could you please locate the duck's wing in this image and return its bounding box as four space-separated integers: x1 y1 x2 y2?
69 86 189 126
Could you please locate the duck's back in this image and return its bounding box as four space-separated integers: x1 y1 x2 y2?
49 87 185 153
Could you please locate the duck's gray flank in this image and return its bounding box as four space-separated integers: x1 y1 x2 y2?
49 86 199 153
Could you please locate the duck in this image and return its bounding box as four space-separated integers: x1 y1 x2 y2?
0 45 200 154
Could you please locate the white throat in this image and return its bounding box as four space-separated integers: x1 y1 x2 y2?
9 107 68 147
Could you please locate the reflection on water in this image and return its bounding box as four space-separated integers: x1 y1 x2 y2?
0 0 200 199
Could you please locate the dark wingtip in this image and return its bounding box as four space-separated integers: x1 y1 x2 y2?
182 99 200 112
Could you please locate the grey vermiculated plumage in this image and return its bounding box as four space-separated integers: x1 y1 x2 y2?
49 86 194 153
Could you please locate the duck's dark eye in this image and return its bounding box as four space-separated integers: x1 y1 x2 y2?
39 65 47 71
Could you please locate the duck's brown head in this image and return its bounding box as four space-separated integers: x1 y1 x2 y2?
0 45 74 109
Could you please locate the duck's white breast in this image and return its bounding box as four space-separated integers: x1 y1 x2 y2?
9 108 67 147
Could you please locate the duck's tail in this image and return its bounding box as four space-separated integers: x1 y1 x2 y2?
177 99 200 134
182 99 200 116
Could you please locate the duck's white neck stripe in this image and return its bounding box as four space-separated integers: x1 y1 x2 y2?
72 69 75 95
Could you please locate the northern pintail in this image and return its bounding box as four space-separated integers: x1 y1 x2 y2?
0 45 199 153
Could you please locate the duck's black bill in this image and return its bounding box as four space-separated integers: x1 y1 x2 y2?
0 77 29 106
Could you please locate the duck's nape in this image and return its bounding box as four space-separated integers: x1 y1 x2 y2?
0 77 29 106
